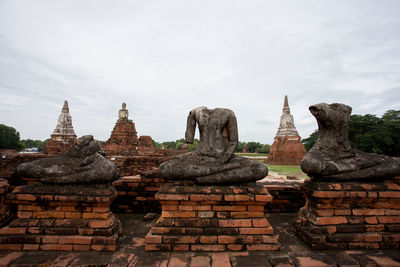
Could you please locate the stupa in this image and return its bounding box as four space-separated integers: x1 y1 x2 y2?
103 103 139 156
43 100 77 155
267 95 306 165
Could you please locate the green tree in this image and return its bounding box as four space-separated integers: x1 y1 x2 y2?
0 124 23 150
246 142 263 153
256 144 270 154
302 130 318 151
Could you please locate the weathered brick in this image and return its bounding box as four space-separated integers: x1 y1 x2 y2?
213 205 246 211
23 244 40 250
247 205 264 212
145 233 162 244
191 244 225 251
348 242 379 249
157 194 189 201
164 236 197 244
365 216 378 224
0 227 26 235
40 244 73 251
246 244 280 250
0 244 23 250
42 236 60 244
315 216 347 225
239 227 273 235
255 194 273 202
224 194 253 201
252 218 270 227
199 235 218 244
59 236 92 245
230 211 264 219
145 244 172 251
352 209 385 216
173 244 190 251
73 244 91 251
219 219 252 228
227 244 244 251
191 194 222 201
378 216 400 224
379 191 400 198
364 233 382 242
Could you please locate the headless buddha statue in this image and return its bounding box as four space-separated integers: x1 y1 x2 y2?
159 107 269 184
301 103 400 180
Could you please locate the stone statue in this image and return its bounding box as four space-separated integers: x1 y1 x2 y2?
301 103 400 180
118 102 129 120
159 107 269 184
14 135 119 184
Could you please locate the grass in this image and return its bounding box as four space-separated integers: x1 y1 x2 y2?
266 164 308 179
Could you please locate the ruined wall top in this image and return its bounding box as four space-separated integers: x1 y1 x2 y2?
275 95 300 137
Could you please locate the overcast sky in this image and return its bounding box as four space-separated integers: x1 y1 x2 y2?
1 1 399 144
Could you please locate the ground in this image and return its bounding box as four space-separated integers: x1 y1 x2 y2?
1 213 399 267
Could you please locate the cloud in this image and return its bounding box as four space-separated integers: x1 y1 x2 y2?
0 0 399 145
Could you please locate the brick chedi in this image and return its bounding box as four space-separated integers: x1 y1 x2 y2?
103 103 139 156
43 100 77 155
138 135 156 154
267 95 306 165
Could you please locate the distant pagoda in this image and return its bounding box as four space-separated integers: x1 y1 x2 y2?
267 95 306 165
103 103 139 156
43 100 77 155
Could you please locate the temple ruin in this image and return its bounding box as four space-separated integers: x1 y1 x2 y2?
267 95 306 165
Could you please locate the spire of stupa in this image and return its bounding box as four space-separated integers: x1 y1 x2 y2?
275 95 299 137
52 100 76 140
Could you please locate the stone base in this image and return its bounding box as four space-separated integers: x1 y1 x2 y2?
0 183 122 251
145 183 280 251
294 179 400 250
112 175 172 212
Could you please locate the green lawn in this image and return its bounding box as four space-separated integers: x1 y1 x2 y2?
266 164 308 179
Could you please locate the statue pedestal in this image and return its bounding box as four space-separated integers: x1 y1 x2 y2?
0 183 121 251
294 178 400 250
145 183 280 251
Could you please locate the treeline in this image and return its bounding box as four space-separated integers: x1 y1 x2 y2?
0 124 47 151
153 139 270 154
302 110 400 156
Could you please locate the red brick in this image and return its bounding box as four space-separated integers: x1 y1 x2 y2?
248 205 265 212
312 191 344 198
78 228 95 235
315 209 334 216
151 227 184 235
246 244 280 251
334 209 351 216
219 219 252 228
199 236 218 244
145 244 172 251
59 236 92 245
262 235 279 243
379 191 400 198
91 244 117 251
33 211 64 219
227 244 244 251
73 245 91 251
345 192 367 198
92 207 110 212
145 233 162 244
16 194 36 201
163 205 179 211
365 224 385 232
191 244 225 252
0 227 26 234
0 244 23 250
252 218 270 227
217 235 237 244
42 236 60 244
352 209 385 216
23 244 39 250
315 216 347 225
364 233 382 242
82 212 109 219
224 195 253 201
230 211 264 219
255 195 272 202
213 205 246 211
41 244 73 251
157 194 189 201
349 243 379 249
368 256 400 267
89 217 115 228
17 211 32 219
162 211 196 218
191 194 222 201
65 212 82 218
173 244 190 251
365 216 378 224
378 216 400 224
239 227 273 235
160 200 179 205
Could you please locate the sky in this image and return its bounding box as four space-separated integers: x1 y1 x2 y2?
0 0 399 144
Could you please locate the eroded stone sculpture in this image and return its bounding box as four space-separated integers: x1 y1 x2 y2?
159 107 268 184
15 135 119 184
118 102 129 120
301 103 400 180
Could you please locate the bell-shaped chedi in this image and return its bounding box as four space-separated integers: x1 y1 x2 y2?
267 95 306 165
103 102 139 156
43 100 77 155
